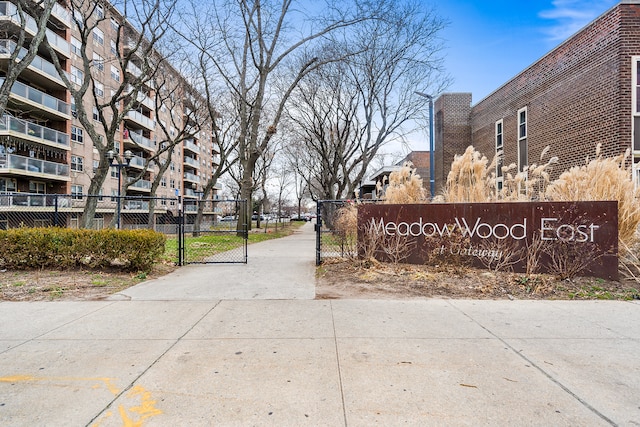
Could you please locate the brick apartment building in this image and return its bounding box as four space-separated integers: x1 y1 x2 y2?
0 0 217 229
433 0 640 194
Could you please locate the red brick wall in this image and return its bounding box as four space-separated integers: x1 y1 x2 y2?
470 3 634 181
434 93 472 193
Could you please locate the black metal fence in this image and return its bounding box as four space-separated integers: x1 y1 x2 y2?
316 199 383 265
0 192 250 265
179 198 248 264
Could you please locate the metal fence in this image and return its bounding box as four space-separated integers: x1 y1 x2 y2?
315 199 382 265
179 198 248 264
0 192 248 265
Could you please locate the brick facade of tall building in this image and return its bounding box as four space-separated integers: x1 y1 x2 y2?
434 1 640 191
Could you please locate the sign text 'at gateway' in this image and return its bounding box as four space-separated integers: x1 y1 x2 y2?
357 201 618 279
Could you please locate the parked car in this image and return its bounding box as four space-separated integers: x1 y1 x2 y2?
221 215 236 221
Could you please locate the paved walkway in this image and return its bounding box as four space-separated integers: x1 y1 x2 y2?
0 222 639 426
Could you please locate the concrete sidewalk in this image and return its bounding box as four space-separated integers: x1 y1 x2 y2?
114 221 317 300
0 223 639 426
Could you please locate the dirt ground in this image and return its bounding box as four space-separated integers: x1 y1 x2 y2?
1 259 639 302
315 258 640 301
0 263 177 301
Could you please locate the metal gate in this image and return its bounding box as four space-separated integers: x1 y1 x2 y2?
178 199 248 265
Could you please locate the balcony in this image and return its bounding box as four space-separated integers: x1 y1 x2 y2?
128 155 146 169
126 177 152 191
123 199 149 210
0 192 71 208
126 62 143 78
183 171 199 183
0 40 67 89
125 130 155 151
183 139 200 154
50 2 72 28
183 156 199 169
0 2 70 58
0 153 69 180
124 110 155 131
0 114 70 148
0 78 70 119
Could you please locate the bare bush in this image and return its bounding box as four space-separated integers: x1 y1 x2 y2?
332 203 358 258
476 238 526 272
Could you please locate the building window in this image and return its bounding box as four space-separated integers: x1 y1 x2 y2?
517 107 528 174
93 107 100 121
71 185 83 200
94 81 104 97
29 181 45 194
71 155 84 172
0 178 17 192
110 40 117 56
71 126 83 143
170 179 175 188
93 53 104 72
495 119 503 190
110 17 119 31
160 177 167 187
95 4 104 19
71 37 82 56
93 159 99 173
70 66 83 85
92 28 104 45
111 65 120 82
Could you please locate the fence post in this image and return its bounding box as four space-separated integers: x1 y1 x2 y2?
53 194 59 227
315 201 322 266
177 195 184 266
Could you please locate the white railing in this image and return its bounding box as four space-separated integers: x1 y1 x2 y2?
125 110 155 130
0 77 69 116
0 39 66 84
183 156 199 168
183 139 200 153
0 114 69 147
127 177 152 190
127 131 155 150
0 153 69 177
183 172 199 183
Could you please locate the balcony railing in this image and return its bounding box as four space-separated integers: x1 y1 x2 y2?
123 199 149 210
0 114 70 147
0 39 66 85
0 192 69 207
126 62 142 77
124 110 155 130
0 153 69 178
127 130 155 150
127 177 152 190
0 78 70 116
0 2 70 56
183 156 199 168
128 155 146 168
183 172 199 183
50 2 72 27
183 139 200 153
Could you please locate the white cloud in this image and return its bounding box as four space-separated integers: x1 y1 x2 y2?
539 0 617 42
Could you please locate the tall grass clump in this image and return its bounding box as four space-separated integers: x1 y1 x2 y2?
545 144 640 248
382 162 427 204
443 146 495 202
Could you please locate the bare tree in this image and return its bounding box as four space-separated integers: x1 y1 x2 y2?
173 0 392 229
0 0 57 114
287 1 450 199
45 0 175 227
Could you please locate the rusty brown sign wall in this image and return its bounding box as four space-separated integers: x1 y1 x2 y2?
357 201 618 279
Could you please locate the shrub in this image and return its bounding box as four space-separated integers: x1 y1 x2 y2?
0 228 166 272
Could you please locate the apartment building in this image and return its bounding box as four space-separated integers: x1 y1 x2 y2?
0 0 217 229
433 0 640 195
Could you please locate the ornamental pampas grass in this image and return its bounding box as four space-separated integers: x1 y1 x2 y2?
383 162 427 204
444 146 495 202
545 143 640 247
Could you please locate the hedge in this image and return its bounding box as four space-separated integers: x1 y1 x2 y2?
0 228 166 272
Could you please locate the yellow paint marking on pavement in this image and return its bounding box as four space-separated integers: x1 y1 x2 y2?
116 386 163 427
2 375 163 426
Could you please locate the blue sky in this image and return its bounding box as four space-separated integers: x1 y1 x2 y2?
435 0 619 103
